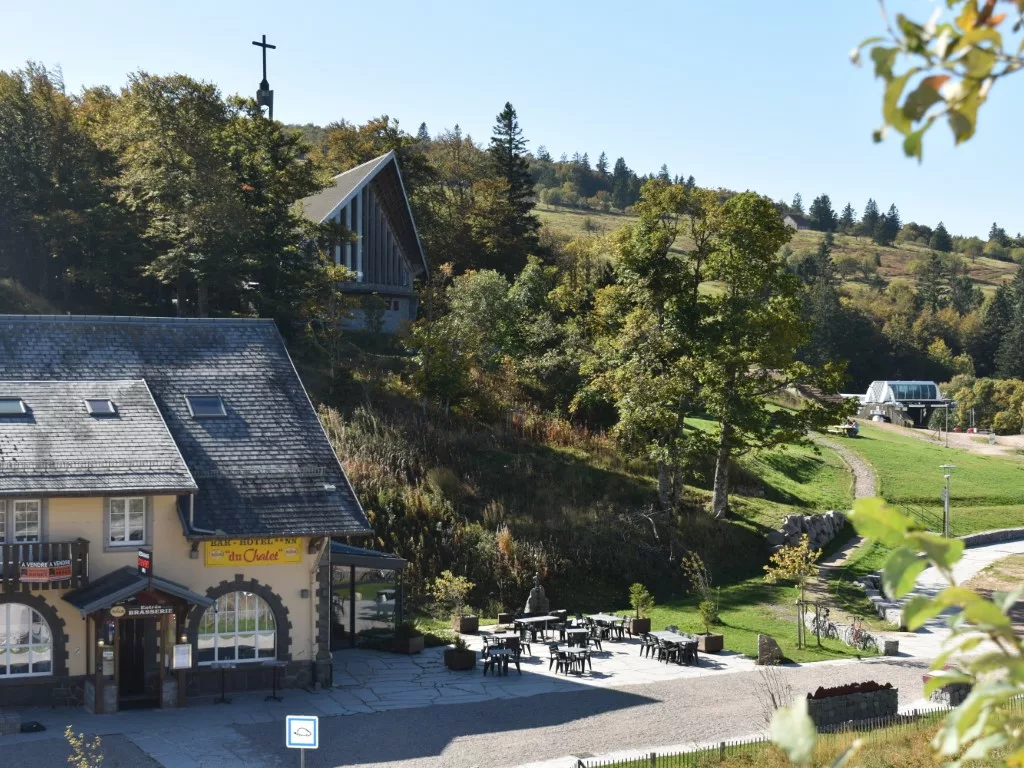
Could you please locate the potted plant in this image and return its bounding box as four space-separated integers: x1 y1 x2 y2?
627 583 654 636
443 635 476 671
392 621 425 654
696 599 724 653
431 570 479 634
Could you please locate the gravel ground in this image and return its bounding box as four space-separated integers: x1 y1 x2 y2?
231 657 932 768
1 732 160 768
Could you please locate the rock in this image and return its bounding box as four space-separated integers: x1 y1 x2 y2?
766 531 785 546
757 633 783 665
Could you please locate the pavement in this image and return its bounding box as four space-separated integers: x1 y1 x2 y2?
3 538 1021 768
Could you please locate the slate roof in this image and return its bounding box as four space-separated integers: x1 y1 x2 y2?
0 315 371 538
0 380 197 496
298 150 429 278
331 541 407 570
62 565 214 616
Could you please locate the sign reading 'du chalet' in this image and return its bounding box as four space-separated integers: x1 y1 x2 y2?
19 559 73 583
204 538 302 567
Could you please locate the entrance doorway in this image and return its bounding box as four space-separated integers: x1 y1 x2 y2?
118 618 158 709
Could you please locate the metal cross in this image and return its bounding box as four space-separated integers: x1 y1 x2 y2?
252 34 276 90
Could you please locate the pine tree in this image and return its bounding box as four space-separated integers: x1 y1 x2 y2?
839 203 856 233
791 193 804 214
858 198 880 237
596 151 609 178
929 221 953 252
915 252 950 312
873 204 901 246
416 122 430 143
536 145 552 162
805 233 844 365
611 157 633 210
685 175 696 190
989 222 1009 246
808 194 838 232
996 267 1024 378
657 163 671 182
487 101 539 273
976 285 1012 376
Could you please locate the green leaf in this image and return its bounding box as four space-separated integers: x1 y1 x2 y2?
870 46 900 78
923 669 974 697
993 585 1024 614
902 594 943 630
902 129 925 160
884 70 918 135
883 548 928 598
771 699 817 765
850 498 914 547
907 531 964 570
902 81 945 121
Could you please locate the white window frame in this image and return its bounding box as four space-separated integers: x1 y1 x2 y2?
0 603 53 678
107 497 146 547
197 591 277 665
11 500 41 543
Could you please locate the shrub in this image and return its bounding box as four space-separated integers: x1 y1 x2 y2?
430 570 475 618
698 599 718 634
629 582 654 618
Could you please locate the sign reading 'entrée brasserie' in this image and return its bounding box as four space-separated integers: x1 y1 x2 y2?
204 538 302 567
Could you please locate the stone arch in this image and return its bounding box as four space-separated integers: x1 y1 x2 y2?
0 591 69 676
185 574 292 661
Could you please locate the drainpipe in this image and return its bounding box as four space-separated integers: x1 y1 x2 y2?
187 494 222 537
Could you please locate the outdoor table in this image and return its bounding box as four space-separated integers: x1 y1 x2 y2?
483 648 512 676
648 631 699 665
565 627 589 646
554 645 591 673
586 613 625 640
263 660 287 702
210 662 237 704
514 615 557 640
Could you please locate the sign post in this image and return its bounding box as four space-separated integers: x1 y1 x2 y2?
286 715 318 768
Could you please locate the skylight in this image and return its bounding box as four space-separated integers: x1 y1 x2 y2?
186 395 226 418
85 399 117 416
0 398 26 415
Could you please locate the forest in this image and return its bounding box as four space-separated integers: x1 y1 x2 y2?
3 62 1024 609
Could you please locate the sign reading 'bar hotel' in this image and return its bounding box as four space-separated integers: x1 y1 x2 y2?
204 538 302 567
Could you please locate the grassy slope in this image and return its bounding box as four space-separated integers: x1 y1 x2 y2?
0 278 60 314
537 205 1017 294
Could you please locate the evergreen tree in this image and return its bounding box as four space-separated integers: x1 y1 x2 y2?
657 163 671 182
791 193 804 214
611 157 633 210
596 151 609 178
949 272 983 315
487 101 539 273
580 151 591 171
996 267 1024 378
416 122 430 143
536 144 552 162
808 194 838 232
873 203 901 246
930 221 953 252
989 222 1009 246
838 203 856 233
915 252 950 312
804 233 844 365
975 285 1012 376
685 175 696 190
858 198 880 237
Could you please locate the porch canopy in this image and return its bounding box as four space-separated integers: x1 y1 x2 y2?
330 542 407 570
63 565 214 618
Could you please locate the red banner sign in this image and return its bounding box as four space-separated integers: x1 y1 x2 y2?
137 548 152 577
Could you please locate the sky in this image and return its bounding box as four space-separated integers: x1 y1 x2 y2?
2 0 1021 239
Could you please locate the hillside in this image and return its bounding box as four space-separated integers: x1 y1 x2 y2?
538 205 1017 294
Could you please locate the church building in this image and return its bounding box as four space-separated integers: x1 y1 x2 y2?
299 151 429 333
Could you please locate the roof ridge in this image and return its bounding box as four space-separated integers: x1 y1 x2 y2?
0 378 147 384
0 315 276 325
331 150 394 180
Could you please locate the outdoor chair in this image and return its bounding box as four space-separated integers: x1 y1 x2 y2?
679 641 698 666
656 639 679 664
639 633 655 658
581 648 593 673
503 638 524 674
586 632 603 652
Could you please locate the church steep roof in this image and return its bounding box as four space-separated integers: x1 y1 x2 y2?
299 151 428 278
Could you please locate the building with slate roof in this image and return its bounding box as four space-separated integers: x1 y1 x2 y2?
298 150 428 333
0 315 378 711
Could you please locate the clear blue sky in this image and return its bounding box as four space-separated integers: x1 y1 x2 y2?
3 0 1021 238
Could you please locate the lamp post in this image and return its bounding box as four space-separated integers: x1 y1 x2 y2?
940 464 956 538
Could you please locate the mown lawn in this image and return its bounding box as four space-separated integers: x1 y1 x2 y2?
607 576 874 664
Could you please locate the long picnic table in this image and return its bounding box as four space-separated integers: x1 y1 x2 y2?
648 631 699 665
586 613 626 640
513 615 559 640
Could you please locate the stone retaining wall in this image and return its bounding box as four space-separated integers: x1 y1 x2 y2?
766 510 847 552
807 688 899 728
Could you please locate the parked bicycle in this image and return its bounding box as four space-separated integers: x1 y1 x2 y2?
842 616 878 651
809 607 839 640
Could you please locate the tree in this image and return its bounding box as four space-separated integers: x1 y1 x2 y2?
416 121 430 143
914 252 950 313
873 203 901 246
930 221 953 252
487 101 539 271
657 163 671 182
611 156 634 210
698 193 849 518
989 222 1009 246
995 266 1024 379
803 233 844 366
535 144 551 162
807 194 837 232
972 285 1012 377
838 202 856 233
858 198 880 238
790 193 803 214
763 534 820 648
595 151 609 180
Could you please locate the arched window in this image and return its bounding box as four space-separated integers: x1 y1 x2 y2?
196 592 276 664
0 603 52 677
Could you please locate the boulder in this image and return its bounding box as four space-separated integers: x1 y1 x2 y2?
765 530 785 546
757 633 783 665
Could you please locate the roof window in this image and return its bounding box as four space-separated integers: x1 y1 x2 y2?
186 395 226 418
0 398 26 415
85 398 117 416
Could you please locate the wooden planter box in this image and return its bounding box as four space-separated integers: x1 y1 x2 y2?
443 649 476 671
393 635 425 654
696 633 724 653
627 617 651 636
452 615 479 634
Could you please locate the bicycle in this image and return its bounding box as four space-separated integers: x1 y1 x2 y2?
843 616 878 652
810 608 839 641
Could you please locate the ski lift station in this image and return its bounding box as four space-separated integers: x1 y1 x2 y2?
843 380 954 427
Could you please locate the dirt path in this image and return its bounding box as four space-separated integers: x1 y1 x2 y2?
815 435 877 501
866 419 1024 459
